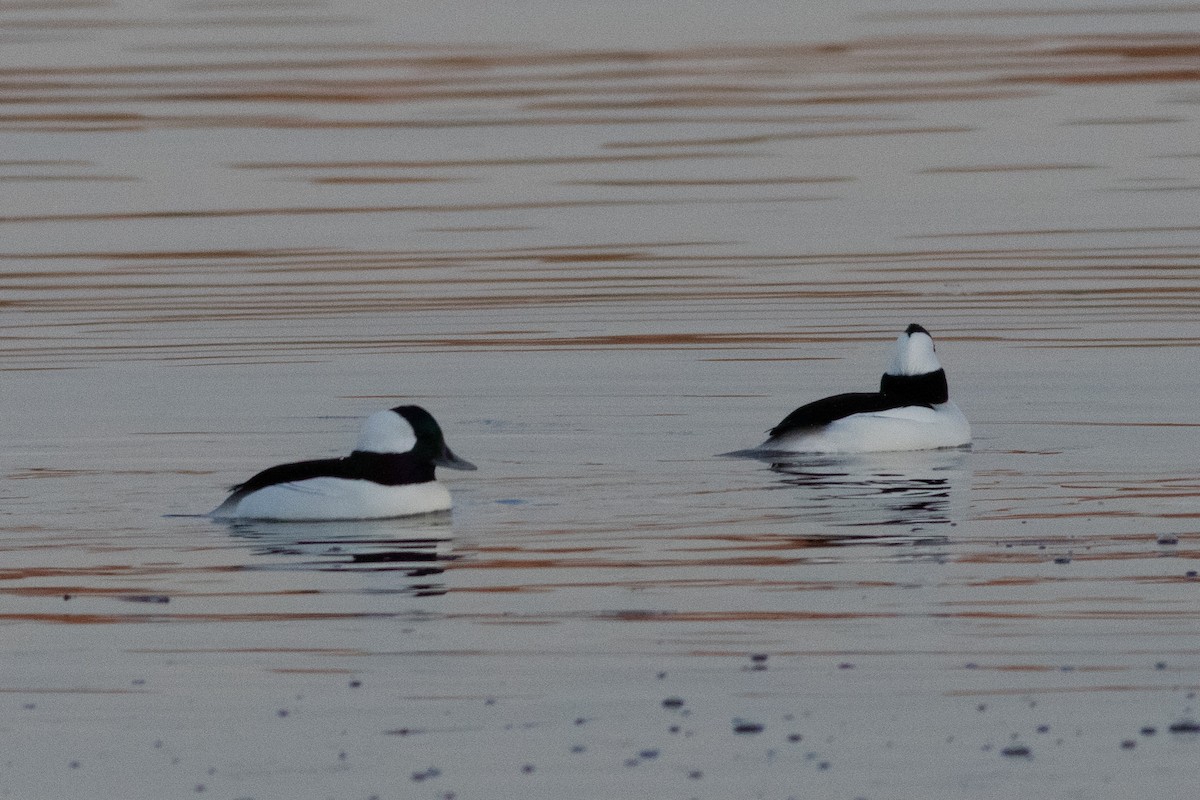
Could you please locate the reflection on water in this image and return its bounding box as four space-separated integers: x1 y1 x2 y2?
225 516 454 592
740 449 970 529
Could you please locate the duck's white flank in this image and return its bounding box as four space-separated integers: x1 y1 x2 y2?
766 402 971 454
212 477 452 522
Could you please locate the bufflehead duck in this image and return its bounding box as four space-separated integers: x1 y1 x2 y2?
758 324 970 453
211 405 476 521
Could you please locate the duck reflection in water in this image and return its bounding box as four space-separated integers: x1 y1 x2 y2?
223 516 455 596
760 449 970 531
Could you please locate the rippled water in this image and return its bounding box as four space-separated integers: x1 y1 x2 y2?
4 1 1200 798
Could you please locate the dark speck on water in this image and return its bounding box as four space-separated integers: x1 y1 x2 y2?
120 594 170 604
733 721 765 735
388 728 423 737
744 654 769 672
412 767 441 782
1168 720 1200 734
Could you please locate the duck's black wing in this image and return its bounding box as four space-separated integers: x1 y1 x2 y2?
225 457 349 501
767 392 902 439
225 451 435 501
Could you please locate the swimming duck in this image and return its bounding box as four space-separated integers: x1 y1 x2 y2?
211 405 476 521
758 324 970 453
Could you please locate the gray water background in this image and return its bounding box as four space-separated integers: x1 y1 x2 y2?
4 1 1200 798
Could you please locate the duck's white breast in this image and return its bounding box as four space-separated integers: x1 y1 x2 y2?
212 478 453 521
766 402 971 454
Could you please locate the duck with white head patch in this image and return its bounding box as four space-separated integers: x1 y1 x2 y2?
757 324 970 453
211 405 476 521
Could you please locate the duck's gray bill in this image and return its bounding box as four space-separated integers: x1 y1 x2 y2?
435 446 477 471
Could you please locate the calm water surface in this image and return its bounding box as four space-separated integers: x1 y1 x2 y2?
3 1 1200 798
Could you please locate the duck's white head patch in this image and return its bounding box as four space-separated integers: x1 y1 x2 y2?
885 324 943 377
355 409 418 454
